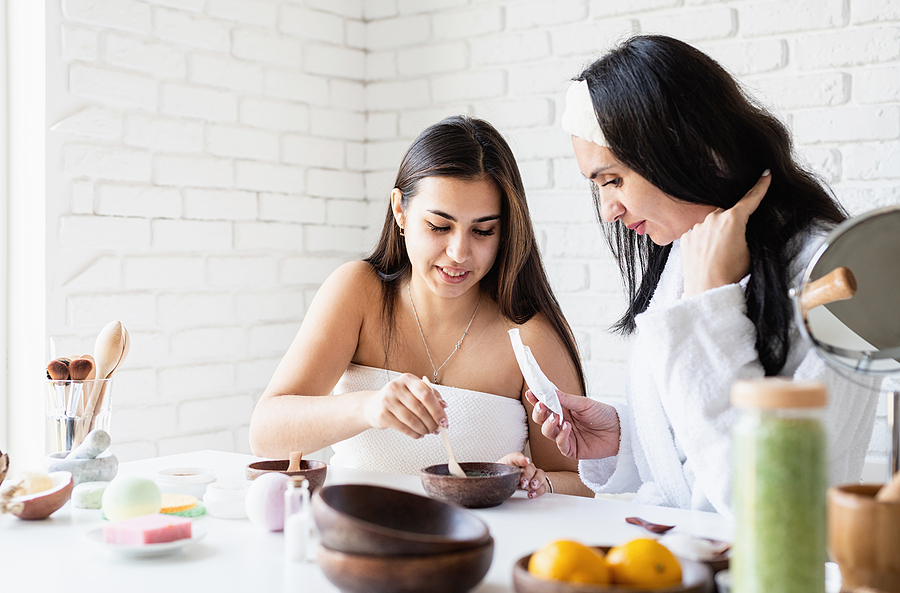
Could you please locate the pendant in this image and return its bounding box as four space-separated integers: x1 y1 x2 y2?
432 374 440 385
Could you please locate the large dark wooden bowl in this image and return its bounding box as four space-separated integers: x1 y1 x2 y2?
512 546 711 593
312 484 490 556
245 459 327 492
420 462 521 508
317 536 493 593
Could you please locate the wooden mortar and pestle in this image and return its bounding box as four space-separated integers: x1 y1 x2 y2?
72 321 130 448
828 472 900 593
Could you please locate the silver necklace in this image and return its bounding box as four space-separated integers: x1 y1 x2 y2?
407 283 482 385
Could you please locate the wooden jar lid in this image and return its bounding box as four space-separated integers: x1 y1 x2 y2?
731 378 827 409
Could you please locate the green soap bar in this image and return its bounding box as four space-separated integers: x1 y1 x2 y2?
72 481 110 509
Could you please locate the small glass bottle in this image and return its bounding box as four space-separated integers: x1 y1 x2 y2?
283 476 311 563
731 379 827 593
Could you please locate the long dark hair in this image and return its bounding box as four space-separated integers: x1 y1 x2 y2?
365 115 586 394
578 35 845 376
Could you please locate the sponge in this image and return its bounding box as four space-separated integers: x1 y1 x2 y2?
160 493 197 514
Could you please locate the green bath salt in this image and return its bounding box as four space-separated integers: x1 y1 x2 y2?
731 380 827 593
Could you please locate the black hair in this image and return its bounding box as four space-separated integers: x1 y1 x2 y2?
578 35 845 375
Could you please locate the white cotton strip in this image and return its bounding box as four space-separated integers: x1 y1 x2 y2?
561 79 608 147
508 329 564 424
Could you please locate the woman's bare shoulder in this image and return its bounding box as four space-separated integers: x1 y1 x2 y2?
311 260 384 315
509 312 565 347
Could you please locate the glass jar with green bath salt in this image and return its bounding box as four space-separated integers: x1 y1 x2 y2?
731 379 827 593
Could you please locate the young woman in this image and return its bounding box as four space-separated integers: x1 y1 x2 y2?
250 115 594 498
529 35 878 514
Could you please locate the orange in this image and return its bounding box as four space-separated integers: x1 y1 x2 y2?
527 540 611 585
606 538 682 588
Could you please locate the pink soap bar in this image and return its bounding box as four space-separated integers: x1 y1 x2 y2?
103 513 192 545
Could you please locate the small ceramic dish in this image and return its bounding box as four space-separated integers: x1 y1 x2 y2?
83 523 207 558
156 467 216 499
245 459 327 492
420 462 522 508
512 546 710 593
317 536 493 593
313 483 490 556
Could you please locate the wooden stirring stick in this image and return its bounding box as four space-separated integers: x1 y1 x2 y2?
423 376 466 477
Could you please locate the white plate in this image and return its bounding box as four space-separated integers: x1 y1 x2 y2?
83 523 206 558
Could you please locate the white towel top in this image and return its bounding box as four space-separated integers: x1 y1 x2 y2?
579 235 880 516
330 364 528 475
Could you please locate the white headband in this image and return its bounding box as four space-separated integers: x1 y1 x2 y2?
561 79 608 147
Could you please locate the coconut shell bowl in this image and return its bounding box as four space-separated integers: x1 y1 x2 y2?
245 458 327 492
420 462 522 508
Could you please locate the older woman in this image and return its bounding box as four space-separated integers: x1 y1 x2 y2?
529 35 878 514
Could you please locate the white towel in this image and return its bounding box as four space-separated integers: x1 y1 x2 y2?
579 237 880 515
330 364 528 475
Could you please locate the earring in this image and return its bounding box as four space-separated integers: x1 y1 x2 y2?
399 226 405 236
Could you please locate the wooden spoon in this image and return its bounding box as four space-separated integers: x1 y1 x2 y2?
90 325 129 432
74 321 127 446
420 377 466 477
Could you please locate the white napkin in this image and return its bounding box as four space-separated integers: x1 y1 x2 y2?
508 329 564 423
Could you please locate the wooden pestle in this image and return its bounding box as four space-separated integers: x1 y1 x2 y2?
799 266 857 319
875 471 900 502
287 451 304 472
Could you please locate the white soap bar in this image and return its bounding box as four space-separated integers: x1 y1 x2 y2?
508 329 564 422
72 481 110 509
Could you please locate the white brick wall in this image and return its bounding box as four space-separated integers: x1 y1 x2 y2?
38 0 899 472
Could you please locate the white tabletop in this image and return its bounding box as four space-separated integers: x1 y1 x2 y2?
0 450 732 592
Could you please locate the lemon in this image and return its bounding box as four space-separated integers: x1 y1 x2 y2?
606 538 682 588
528 540 611 585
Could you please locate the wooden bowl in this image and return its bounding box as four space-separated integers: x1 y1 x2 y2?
317 536 493 593
512 547 711 593
312 484 491 556
245 459 327 492
420 462 522 508
828 483 900 593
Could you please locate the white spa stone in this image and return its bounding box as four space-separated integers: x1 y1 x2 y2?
72 481 110 509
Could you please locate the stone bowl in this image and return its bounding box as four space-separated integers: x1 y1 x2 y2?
312 483 490 556
44 451 118 486
420 462 522 508
317 536 493 593
828 483 900 593
512 546 710 593
245 459 327 492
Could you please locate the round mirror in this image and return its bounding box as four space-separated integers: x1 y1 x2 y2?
795 205 900 376
794 205 900 479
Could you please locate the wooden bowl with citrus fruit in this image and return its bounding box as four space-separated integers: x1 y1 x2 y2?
513 539 710 593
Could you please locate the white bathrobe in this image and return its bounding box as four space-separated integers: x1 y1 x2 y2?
579 237 880 517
